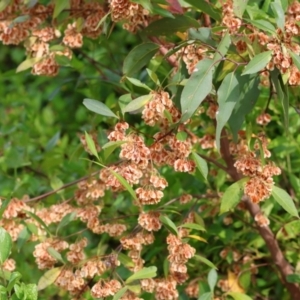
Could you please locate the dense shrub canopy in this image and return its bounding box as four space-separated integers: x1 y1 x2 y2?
1 0 300 300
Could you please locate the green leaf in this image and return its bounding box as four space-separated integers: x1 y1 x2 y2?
83 98 119 118
216 71 240 150
246 19 276 34
84 131 100 160
198 292 213 300
117 253 135 268
159 215 179 236
7 272 22 293
228 75 260 141
123 43 159 76
194 255 217 269
125 266 157 284
17 227 31 252
125 77 152 91
180 58 214 122
213 31 231 66
53 0 70 18
119 94 132 115
24 210 52 236
191 152 208 180
228 292 253 300
16 57 41 73
288 50 300 71
277 220 300 240
271 2 285 31
124 94 152 113
271 186 299 218
286 274 300 284
14 284 24 299
23 284 38 300
184 0 221 21
0 227 12 263
127 284 141 294
146 68 160 86
220 178 248 214
47 247 65 264
0 0 10 12
113 286 128 300
144 15 200 36
233 0 249 18
180 223 206 232
57 212 77 233
208 269 218 292
109 169 137 200
242 51 272 75
37 267 62 291
0 198 11 219
176 131 188 141
102 140 126 160
188 28 216 47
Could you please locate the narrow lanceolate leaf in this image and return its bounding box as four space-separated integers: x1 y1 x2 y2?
109 169 137 200
53 0 70 18
208 269 218 292
102 140 126 160
37 267 62 291
194 255 217 269
16 57 41 73
288 50 300 71
113 286 128 300
0 227 12 263
125 77 152 91
159 215 179 236
271 186 299 218
228 75 260 141
57 212 77 232
24 210 52 236
0 198 11 219
228 292 253 300
83 98 118 118
220 178 248 214
271 2 285 31
47 247 65 264
246 19 276 34
124 94 152 113
85 131 100 160
125 266 157 284
213 31 231 65
242 51 272 75
184 0 221 21
191 152 208 180
123 43 159 76
187 235 207 243
233 0 249 18
144 15 200 36
198 292 213 300
180 222 206 232
180 58 214 122
216 71 240 151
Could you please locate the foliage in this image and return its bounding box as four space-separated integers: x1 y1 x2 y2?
1 0 300 300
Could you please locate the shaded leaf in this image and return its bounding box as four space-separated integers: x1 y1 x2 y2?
213 32 231 66
271 2 285 30
24 210 52 236
0 227 12 263
246 19 276 34
242 51 272 75
57 212 77 232
188 28 216 47
216 71 240 150
180 58 214 122
220 178 248 214
125 266 157 284
83 98 118 118
0 198 12 219
85 131 100 160
160 215 179 236
288 50 300 71
47 247 65 264
113 286 128 300
194 255 217 269
102 140 126 160
17 227 31 252
192 152 208 180
228 292 252 300
123 43 159 76
184 0 221 21
7 272 22 293
125 77 152 91
119 94 132 115
286 274 300 284
53 0 69 18
271 186 299 218
124 94 152 113
117 253 135 268
144 15 200 36
198 292 213 300
37 267 62 291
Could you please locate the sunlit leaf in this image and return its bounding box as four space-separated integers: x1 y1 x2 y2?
85 131 100 160
0 227 12 263
124 94 152 113
246 19 276 34
180 58 214 122
53 0 70 18
213 31 231 66
194 255 217 269
187 235 207 243
227 271 245 293
113 286 128 300
191 152 208 180
37 267 62 291
228 292 252 300
160 215 179 236
125 266 157 284
233 0 249 18
271 186 299 218
277 220 300 240
216 71 240 150
24 284 38 300
83 98 119 118
47 247 65 264
7 272 22 293
16 57 41 73
181 223 206 232
123 43 159 76
242 51 272 75
125 77 152 91
208 269 218 292
271 2 285 30
198 292 213 300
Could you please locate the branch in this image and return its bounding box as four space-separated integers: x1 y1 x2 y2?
219 129 300 300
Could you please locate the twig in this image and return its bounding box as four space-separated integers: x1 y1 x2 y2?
197 152 228 172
